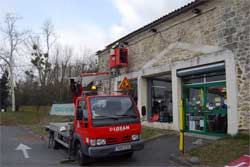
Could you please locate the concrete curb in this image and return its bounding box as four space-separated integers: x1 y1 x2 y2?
184 133 221 140
169 154 193 167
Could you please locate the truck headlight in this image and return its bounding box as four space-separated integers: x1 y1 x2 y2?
96 139 106 146
90 139 96 146
90 139 106 146
132 134 140 141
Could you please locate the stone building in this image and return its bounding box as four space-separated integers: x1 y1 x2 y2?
96 0 250 135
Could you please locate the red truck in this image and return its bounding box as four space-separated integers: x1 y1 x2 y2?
46 73 144 165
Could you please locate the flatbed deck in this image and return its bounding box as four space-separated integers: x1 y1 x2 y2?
46 122 74 148
46 122 72 137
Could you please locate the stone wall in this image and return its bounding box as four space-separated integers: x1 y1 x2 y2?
97 0 250 130
223 0 250 130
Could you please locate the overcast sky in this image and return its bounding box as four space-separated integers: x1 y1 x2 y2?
0 0 193 51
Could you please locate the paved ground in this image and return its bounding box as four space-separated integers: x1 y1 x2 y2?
0 126 210 167
0 126 69 167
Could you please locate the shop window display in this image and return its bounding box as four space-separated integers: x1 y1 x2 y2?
185 87 205 131
183 71 227 135
206 86 227 133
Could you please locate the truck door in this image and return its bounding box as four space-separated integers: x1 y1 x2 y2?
75 100 89 140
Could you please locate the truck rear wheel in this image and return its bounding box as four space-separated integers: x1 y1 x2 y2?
76 143 89 165
51 137 59 149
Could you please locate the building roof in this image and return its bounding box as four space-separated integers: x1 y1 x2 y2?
96 0 207 55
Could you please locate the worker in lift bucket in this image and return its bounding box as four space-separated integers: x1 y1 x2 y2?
70 79 83 104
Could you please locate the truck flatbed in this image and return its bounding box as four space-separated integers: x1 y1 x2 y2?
46 122 74 148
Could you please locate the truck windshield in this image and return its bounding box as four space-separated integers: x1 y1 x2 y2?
90 96 138 119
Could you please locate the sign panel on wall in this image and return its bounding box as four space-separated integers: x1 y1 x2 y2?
119 77 132 90
50 103 74 116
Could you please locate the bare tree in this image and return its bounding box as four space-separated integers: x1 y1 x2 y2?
0 13 27 111
48 45 72 84
54 45 73 101
0 55 7 75
69 47 98 76
30 20 56 87
60 45 73 83
80 47 98 73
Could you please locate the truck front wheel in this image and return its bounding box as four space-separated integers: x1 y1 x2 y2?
76 143 89 165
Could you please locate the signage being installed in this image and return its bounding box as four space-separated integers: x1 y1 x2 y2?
119 77 132 90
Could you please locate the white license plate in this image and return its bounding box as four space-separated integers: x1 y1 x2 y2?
115 144 131 151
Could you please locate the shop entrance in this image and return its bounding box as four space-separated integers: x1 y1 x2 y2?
183 81 227 135
178 62 228 135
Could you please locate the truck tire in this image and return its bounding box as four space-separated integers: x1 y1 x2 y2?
51 137 60 149
76 143 89 165
124 152 134 158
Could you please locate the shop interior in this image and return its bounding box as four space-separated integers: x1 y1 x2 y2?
147 74 173 123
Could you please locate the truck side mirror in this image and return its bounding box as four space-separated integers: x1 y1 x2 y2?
76 107 83 120
141 106 146 116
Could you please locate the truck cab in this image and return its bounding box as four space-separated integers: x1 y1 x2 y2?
46 73 144 165
73 94 144 164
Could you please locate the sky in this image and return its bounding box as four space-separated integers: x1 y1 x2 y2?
0 0 193 52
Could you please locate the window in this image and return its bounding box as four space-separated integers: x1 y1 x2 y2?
186 87 204 113
206 85 227 133
185 87 204 131
90 96 137 119
183 76 204 84
183 71 225 84
206 73 225 82
119 49 127 63
79 100 88 121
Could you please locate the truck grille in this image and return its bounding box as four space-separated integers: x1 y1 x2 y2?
107 138 118 144
107 136 131 144
122 135 131 142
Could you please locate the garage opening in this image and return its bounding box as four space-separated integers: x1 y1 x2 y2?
147 73 172 123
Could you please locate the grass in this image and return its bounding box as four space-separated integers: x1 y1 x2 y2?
0 110 71 136
141 126 176 140
187 133 250 166
0 110 174 140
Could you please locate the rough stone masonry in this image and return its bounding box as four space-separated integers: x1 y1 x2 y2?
97 0 250 131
